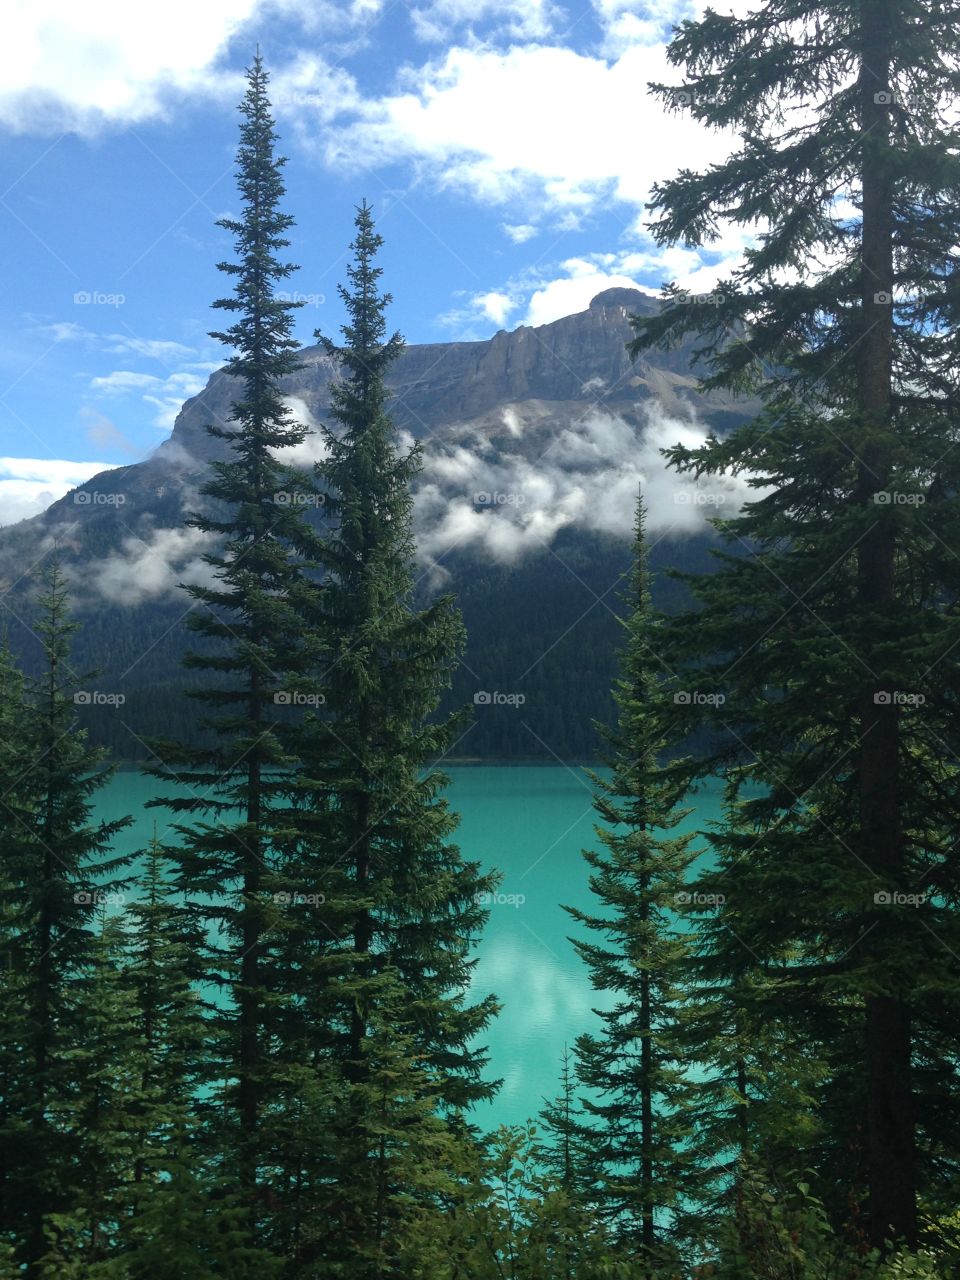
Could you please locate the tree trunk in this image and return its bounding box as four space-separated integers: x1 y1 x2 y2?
857 0 917 1249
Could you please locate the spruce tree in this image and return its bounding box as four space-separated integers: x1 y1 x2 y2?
627 0 960 1250
563 492 700 1273
8 558 132 1275
269 202 500 1274
537 1046 594 1199
43 909 145 1270
147 52 318 1211
123 832 209 1189
0 637 34 1255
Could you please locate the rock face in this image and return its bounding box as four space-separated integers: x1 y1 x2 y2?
150 286 746 469
0 288 757 760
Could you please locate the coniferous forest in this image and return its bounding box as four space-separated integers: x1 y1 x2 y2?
3 4 960 1276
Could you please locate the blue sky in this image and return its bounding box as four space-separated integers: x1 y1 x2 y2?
0 0 752 524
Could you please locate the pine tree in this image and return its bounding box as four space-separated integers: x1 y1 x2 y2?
0 636 34 1254
123 832 209 1189
43 909 145 1270
676 796 832 1231
563 492 700 1273
268 201 500 1273
627 0 960 1250
7 558 132 1275
537 1046 594 1199
146 52 319 1212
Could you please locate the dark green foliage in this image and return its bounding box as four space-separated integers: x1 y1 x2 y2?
145 53 319 1208
627 0 960 1253
260 201 500 1272
563 495 700 1271
0 560 132 1273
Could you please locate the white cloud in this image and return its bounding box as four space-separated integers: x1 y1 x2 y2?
143 370 218 430
267 54 361 129
34 320 89 342
409 0 559 43
502 222 538 244
475 290 517 327
0 455 119 527
524 267 653 327
105 335 196 362
0 0 258 133
458 224 758 330
88 362 219 430
413 401 760 571
88 525 218 605
90 371 164 394
325 42 737 217
270 396 331 466
0 0 370 135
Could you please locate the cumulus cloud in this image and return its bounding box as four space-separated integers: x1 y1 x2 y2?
524 266 654 327
0 456 120 527
0 0 257 133
0 0 375 135
87 524 218 606
324 41 737 216
412 401 760 573
474 291 518 328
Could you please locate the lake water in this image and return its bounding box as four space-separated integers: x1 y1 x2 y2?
94 764 723 1131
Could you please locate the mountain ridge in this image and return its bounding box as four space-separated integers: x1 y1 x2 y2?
0 287 756 760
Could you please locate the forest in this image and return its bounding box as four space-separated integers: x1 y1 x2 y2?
2 3 960 1276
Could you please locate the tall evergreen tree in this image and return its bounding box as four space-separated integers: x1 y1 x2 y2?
0 559 131 1274
0 636 34 1255
627 0 960 1250
147 52 318 1211
44 908 145 1271
268 202 500 1274
123 832 209 1189
563 492 700 1273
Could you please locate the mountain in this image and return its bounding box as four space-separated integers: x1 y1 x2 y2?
0 288 756 760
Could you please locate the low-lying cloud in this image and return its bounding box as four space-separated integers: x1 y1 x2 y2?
67 397 756 606
85 525 218 607
414 401 756 574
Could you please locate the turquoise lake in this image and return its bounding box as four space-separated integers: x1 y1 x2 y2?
94 765 723 1130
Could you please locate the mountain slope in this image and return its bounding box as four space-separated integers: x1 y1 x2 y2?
0 288 755 760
